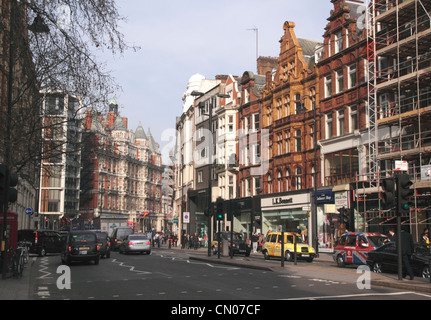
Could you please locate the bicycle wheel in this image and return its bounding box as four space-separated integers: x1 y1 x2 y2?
23 246 29 264
18 254 24 277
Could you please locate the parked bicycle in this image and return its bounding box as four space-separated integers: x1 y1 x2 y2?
8 242 29 278
18 241 30 265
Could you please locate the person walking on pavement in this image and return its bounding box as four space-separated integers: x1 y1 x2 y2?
400 229 415 280
194 233 199 250
252 232 259 253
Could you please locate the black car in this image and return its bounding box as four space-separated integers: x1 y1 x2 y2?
212 232 251 257
18 230 63 256
90 230 111 258
111 227 134 251
366 242 430 278
61 231 100 265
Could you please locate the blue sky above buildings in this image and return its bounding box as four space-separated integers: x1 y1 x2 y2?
102 0 333 163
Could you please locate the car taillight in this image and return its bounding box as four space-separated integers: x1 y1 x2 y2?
128 241 134 245
146 241 151 245
97 245 100 252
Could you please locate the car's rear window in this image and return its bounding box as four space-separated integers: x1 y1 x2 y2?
72 234 96 243
129 235 148 241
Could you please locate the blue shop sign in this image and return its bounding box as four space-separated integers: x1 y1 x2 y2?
313 190 334 204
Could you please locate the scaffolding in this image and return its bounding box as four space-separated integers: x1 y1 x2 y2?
360 0 431 241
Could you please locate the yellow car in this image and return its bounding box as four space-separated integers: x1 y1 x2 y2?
262 232 315 262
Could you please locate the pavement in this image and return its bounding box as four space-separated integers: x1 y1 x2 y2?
0 244 430 300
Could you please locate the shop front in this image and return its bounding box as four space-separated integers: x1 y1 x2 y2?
315 188 353 252
261 193 311 244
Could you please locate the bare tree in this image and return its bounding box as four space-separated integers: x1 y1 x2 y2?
1 0 136 184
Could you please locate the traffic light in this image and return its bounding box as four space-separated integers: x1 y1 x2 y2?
0 164 18 203
204 206 213 218
0 165 7 203
338 207 350 230
381 177 395 210
216 197 224 220
397 173 413 215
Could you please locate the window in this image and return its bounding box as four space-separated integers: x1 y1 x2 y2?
294 94 302 114
338 109 345 136
228 115 234 133
253 113 260 131
48 190 61 212
45 95 64 115
277 171 283 192
325 75 332 98
285 131 291 154
326 113 333 139
324 149 359 186
277 133 283 155
336 69 344 93
254 177 261 194
198 171 203 183
334 30 343 53
348 63 357 88
350 106 358 132
295 130 302 152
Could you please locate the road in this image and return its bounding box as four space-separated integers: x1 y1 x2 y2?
28 248 431 302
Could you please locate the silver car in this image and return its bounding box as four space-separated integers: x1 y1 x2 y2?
119 234 151 255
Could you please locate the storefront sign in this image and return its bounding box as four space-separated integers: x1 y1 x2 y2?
314 190 334 204
262 193 309 210
272 197 293 205
335 191 350 209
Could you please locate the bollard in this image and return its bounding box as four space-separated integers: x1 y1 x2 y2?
294 234 297 265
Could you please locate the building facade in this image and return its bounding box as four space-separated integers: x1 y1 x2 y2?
80 100 163 234
39 92 82 230
261 21 322 247
317 0 369 250
172 0 431 251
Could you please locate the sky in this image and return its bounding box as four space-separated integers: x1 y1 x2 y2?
102 0 334 164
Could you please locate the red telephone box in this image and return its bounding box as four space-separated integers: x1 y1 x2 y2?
0 211 18 250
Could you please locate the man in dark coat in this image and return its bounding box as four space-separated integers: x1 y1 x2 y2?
401 230 415 280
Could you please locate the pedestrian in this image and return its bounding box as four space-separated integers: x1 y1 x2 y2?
194 233 199 250
188 234 193 249
252 232 259 253
387 229 396 242
420 228 430 249
400 229 415 280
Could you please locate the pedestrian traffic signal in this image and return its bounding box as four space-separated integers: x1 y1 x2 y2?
216 197 224 220
381 177 395 210
397 173 413 215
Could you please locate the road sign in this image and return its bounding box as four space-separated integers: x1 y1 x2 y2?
25 208 33 216
183 212 190 224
